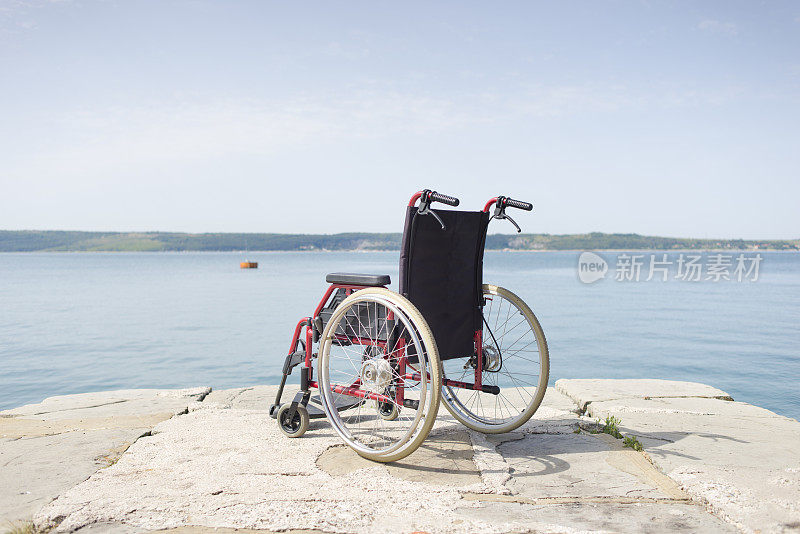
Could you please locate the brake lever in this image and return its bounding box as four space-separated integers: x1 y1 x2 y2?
491 198 522 233
504 213 521 233
428 210 446 230
418 192 447 230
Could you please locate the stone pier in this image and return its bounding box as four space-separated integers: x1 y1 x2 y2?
1 380 798 533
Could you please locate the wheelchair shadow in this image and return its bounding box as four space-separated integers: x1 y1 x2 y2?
306 418 338 438
618 426 749 464
309 411 751 485
498 422 753 480
315 429 483 486
306 413 390 437
492 432 605 478
391 431 480 477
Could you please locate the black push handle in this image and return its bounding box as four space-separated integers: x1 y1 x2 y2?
428 191 460 207
503 197 533 211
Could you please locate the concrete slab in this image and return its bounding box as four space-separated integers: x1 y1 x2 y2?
72 522 147 533
0 387 211 525
34 402 486 533
455 500 739 533
575 384 800 533
31 386 731 533
555 378 732 412
485 387 581 437
11 382 792 532
162 529 330 534
201 387 275 410
1 388 211 422
71 524 329 533
317 431 482 487
0 428 149 525
498 432 686 500
585 396 800 472
533 386 579 414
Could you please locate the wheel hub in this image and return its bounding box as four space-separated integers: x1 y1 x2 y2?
482 345 502 371
361 358 392 392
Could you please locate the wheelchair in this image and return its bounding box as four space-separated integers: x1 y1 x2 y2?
269 190 550 462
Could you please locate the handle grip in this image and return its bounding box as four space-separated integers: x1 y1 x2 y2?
428 191 460 207
504 197 533 211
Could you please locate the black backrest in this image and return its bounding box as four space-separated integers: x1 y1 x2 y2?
399 206 489 360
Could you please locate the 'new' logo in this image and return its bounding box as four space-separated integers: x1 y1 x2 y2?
578 252 608 284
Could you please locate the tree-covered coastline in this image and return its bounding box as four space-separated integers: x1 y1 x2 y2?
1 230 797 252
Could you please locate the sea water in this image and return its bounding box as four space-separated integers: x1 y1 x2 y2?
1 251 798 420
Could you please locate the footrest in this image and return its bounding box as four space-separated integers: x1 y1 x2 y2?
307 394 363 419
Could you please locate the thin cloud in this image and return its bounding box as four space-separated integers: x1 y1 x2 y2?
3 94 482 179
697 20 739 36
2 83 755 181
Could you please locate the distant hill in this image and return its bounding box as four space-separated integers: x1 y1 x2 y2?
1 230 797 252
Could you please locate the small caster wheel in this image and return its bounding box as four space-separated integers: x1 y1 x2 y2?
277 404 309 438
376 399 399 421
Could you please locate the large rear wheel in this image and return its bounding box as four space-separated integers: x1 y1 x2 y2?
441 284 549 433
318 287 441 462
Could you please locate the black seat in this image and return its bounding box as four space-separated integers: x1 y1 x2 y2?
325 272 391 286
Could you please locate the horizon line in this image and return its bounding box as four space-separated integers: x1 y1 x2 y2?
1 229 798 242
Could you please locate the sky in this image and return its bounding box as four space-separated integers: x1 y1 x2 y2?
1 1 798 239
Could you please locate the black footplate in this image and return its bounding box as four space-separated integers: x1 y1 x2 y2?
306 394 363 419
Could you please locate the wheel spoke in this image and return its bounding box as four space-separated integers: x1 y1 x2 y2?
319 291 439 460
441 286 548 432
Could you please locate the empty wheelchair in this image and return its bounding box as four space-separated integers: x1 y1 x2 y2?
270 190 550 462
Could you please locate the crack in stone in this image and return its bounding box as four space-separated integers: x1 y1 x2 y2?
2 452 25 467
25 399 130 416
526 429 581 436
235 471 316 477
574 395 735 415
461 493 694 506
643 395 734 402
227 388 252 404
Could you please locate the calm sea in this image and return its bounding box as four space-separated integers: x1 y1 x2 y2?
1 251 798 420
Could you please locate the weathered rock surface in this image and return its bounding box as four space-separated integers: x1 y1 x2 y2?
27 385 732 534
0 387 210 525
201 386 276 411
316 431 483 487
71 524 329 533
555 378 733 412
497 431 688 500
3 380 796 533
557 379 800 534
455 500 740 533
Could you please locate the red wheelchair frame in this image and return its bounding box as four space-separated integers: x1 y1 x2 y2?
269 192 514 421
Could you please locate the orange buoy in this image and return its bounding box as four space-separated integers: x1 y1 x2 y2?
240 261 258 269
